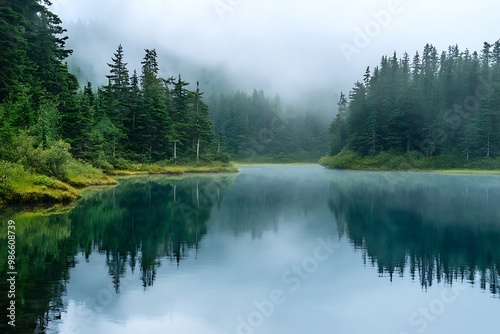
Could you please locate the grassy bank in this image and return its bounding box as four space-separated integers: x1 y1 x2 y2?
0 160 238 205
0 160 117 205
107 161 239 176
0 162 80 205
319 150 500 172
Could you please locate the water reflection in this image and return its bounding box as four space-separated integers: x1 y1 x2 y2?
325 171 500 295
1 167 500 334
72 175 235 289
209 166 331 237
0 174 234 333
0 211 75 333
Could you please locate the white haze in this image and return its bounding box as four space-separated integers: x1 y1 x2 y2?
51 0 500 111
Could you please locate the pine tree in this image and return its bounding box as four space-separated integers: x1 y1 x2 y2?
123 70 142 159
139 49 169 161
329 92 348 155
105 44 130 124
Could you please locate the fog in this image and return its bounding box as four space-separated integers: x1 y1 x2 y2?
52 0 500 111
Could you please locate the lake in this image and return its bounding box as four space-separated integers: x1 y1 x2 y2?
1 165 500 334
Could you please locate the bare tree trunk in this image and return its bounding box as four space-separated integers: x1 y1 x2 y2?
174 140 177 165
487 132 490 157
196 137 200 161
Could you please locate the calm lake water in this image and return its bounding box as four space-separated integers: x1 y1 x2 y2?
1 165 500 334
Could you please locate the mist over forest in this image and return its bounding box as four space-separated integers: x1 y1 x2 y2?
3 2 500 333
1 0 500 206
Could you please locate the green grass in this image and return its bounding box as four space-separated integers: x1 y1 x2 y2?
65 159 118 188
108 161 239 176
0 161 80 205
0 158 238 206
319 150 500 172
0 159 120 205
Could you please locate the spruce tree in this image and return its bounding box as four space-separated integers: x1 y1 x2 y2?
139 49 169 161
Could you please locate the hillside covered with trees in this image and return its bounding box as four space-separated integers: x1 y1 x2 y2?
0 0 235 204
323 42 500 170
0 0 329 206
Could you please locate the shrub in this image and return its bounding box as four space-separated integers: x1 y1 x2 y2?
0 161 16 196
213 151 231 163
13 133 72 180
319 149 361 169
42 140 72 179
465 157 500 170
33 175 59 189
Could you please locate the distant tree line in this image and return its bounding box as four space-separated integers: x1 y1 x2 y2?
329 42 500 161
209 90 329 161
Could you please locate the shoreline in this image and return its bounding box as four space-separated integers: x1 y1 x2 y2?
321 166 500 175
234 162 319 167
0 163 239 207
319 151 500 175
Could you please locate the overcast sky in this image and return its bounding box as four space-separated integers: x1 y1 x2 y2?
51 0 500 107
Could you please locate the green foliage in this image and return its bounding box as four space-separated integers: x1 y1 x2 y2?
319 150 363 169
211 151 231 163
33 175 61 189
464 157 500 170
43 140 72 179
0 161 19 196
34 98 61 148
14 134 71 180
110 157 135 170
0 159 80 204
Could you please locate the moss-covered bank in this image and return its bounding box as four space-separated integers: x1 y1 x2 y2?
0 160 238 205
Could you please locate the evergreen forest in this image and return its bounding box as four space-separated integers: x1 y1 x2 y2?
324 42 500 170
